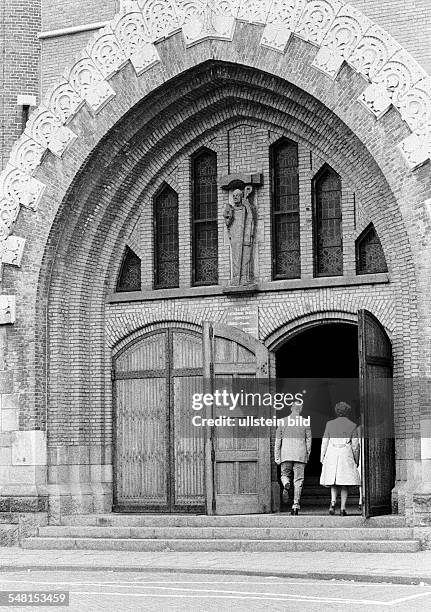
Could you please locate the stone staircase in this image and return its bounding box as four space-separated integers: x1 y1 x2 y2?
22 513 421 553
297 476 360 509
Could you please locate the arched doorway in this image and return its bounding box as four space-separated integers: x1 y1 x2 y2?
273 318 395 515
275 323 360 512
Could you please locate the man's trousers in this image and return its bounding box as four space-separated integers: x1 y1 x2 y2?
280 460 305 508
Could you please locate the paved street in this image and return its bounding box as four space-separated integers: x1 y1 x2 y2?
0 570 430 611
1 549 430 584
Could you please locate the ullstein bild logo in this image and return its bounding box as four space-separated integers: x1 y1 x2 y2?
191 413 311 428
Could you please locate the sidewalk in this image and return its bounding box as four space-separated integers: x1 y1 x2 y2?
0 549 430 584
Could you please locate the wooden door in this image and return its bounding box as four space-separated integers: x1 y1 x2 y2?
203 322 271 515
358 310 395 517
113 329 205 512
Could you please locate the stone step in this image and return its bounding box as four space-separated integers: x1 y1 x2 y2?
22 537 421 553
38 525 414 541
60 513 406 528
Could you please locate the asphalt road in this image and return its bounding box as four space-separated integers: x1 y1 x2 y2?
0 570 430 612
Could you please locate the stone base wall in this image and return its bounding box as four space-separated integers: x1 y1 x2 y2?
0 511 47 546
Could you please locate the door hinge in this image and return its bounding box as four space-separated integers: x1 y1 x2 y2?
211 446 215 463
111 368 116 381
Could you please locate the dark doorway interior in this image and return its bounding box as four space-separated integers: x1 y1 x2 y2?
275 323 360 512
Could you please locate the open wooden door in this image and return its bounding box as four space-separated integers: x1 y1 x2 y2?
203 322 271 515
358 310 395 517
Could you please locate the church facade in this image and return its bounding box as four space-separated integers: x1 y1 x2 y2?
0 0 430 539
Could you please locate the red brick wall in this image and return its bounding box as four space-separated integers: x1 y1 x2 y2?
0 0 41 167
41 0 117 30
40 0 118 92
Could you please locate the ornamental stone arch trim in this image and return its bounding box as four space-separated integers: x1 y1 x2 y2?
0 0 430 319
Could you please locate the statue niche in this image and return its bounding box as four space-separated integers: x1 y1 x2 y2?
221 173 263 288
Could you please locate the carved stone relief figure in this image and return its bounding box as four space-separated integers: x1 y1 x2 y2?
223 185 256 286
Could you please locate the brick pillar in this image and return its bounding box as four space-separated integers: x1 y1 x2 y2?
0 0 41 167
0 0 45 536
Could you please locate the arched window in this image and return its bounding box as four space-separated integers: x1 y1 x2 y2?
116 246 141 292
271 139 300 279
313 166 343 277
192 149 218 286
154 184 179 289
356 223 387 275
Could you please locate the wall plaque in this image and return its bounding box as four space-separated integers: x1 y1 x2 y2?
226 306 259 339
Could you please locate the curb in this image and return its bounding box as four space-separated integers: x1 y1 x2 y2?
0 564 429 585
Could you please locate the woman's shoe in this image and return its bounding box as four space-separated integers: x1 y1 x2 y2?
340 509 347 516
291 507 299 516
329 503 336 515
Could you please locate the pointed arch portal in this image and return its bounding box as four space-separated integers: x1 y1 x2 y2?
0 0 429 524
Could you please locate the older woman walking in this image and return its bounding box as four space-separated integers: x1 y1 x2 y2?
320 401 360 516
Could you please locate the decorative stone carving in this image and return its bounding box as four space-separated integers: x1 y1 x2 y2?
0 165 46 211
312 45 344 78
237 0 271 24
0 296 16 325
260 23 292 52
359 82 392 119
9 135 45 174
0 198 20 241
1 236 26 267
66 53 116 113
44 80 84 125
294 0 342 47
267 0 307 30
178 0 236 45
222 172 263 287
24 106 77 158
348 24 399 81
398 133 430 171
262 0 307 53
112 8 160 75
397 77 431 134
312 4 371 78
224 186 257 286
373 49 427 107
86 25 128 79
138 0 181 42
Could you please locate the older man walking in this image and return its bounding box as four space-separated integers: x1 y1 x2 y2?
274 401 312 515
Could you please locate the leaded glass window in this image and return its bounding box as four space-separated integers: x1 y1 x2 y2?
116 246 141 292
154 184 179 289
313 166 343 277
192 150 218 286
271 139 300 279
356 223 387 275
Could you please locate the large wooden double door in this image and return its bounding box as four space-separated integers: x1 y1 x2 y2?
113 324 271 514
113 328 205 512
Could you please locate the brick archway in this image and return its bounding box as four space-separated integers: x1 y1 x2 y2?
0 1 430 523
